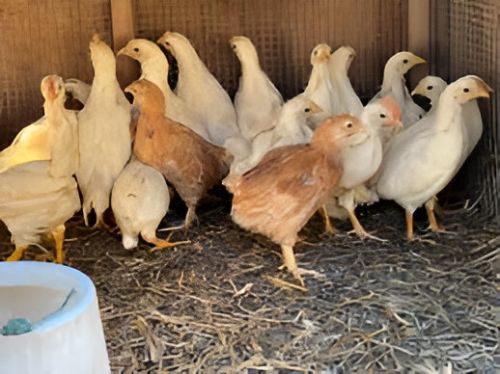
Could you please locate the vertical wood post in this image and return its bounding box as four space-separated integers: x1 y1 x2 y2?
407 0 431 87
111 0 139 88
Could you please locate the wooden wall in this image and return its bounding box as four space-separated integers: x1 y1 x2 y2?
0 0 409 148
0 0 112 148
430 0 500 220
133 0 409 99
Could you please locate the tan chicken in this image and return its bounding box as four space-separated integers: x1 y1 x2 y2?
226 115 368 286
0 75 80 263
125 79 232 230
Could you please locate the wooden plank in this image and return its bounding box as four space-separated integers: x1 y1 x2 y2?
407 0 430 86
110 0 138 88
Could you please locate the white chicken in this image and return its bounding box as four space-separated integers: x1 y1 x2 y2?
157 31 240 146
411 75 447 114
370 51 426 127
412 75 483 161
111 158 189 250
76 34 131 228
229 95 322 176
376 75 492 239
231 36 283 141
0 75 80 263
304 43 337 127
0 77 81 173
328 46 363 116
411 75 485 230
325 96 402 238
117 39 210 141
64 78 91 106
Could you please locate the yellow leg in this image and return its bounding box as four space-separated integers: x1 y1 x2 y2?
348 208 366 237
405 210 414 240
425 198 443 232
281 245 304 287
347 209 386 241
142 233 190 250
319 206 335 234
52 225 66 264
6 245 29 262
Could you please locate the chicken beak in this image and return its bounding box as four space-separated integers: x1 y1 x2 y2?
309 101 323 114
156 36 165 45
91 33 101 44
410 86 422 96
413 55 427 65
124 85 134 95
318 49 331 61
393 120 404 130
475 79 493 99
116 47 126 57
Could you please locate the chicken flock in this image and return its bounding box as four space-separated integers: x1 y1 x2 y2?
0 32 492 287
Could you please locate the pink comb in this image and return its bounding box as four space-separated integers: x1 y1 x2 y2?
380 96 401 122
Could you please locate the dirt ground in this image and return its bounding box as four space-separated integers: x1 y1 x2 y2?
0 199 498 373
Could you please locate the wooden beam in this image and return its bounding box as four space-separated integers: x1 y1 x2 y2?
407 0 431 87
110 0 139 88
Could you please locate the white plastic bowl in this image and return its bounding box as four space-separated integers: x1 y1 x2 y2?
0 261 110 374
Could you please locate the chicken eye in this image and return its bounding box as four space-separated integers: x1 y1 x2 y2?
304 108 311 113
313 50 318 56
403 59 409 64
349 54 354 58
346 122 353 128
380 113 386 118
133 47 139 52
427 85 433 90
232 44 236 49
463 87 470 93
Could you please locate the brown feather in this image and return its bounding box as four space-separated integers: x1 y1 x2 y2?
230 114 366 246
128 80 232 211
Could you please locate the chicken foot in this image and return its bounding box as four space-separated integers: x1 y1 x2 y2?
347 209 387 242
143 232 190 251
319 205 336 234
6 245 29 262
280 245 323 288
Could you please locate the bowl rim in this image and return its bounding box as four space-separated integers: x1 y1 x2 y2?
0 261 96 335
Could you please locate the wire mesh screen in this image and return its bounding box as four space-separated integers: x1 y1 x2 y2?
0 0 113 149
430 0 499 221
132 0 408 100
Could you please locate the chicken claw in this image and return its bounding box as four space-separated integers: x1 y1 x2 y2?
5 245 28 262
280 245 324 288
347 209 387 241
144 234 190 251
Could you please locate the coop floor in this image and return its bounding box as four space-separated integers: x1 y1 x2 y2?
0 199 498 373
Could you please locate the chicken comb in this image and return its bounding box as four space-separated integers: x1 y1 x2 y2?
380 96 401 122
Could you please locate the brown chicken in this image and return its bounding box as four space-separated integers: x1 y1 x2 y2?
124 79 232 229
226 114 368 286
